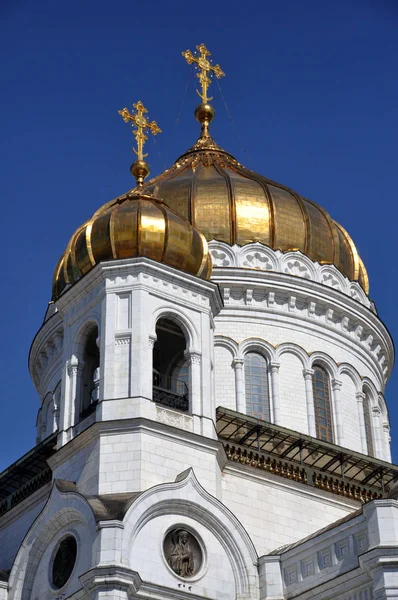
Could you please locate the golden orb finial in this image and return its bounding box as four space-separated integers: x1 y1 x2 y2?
118 100 161 187
182 44 225 138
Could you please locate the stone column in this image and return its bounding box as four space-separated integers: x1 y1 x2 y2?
372 405 383 458
356 391 367 454
303 368 316 437
185 350 202 418
383 422 391 462
68 357 84 428
331 379 344 446
148 334 157 400
52 401 60 433
270 362 281 425
232 358 245 413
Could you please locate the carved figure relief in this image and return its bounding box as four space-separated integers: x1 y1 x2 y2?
164 529 202 578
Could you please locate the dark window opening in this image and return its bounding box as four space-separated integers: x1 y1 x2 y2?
153 319 189 412
80 326 99 420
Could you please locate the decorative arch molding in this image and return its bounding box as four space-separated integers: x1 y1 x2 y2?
38 390 56 441
362 377 380 404
338 363 362 391
318 265 347 293
275 343 310 369
30 322 64 394
377 392 389 417
239 243 278 271
122 468 258 597
308 352 339 379
72 318 100 361
349 282 368 305
208 240 372 308
214 335 239 360
209 241 237 268
281 252 317 281
238 338 277 363
151 305 200 351
8 481 95 600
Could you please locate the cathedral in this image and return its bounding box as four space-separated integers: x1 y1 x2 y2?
1 44 397 600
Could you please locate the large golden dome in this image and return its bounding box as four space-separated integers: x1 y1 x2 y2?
138 125 368 294
52 192 212 300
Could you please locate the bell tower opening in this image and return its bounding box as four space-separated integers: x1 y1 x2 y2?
80 326 100 420
153 318 189 412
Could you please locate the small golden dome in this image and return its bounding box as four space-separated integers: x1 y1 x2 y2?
138 133 369 294
52 192 212 300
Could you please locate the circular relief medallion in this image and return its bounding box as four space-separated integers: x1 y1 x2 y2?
51 535 77 589
163 528 203 578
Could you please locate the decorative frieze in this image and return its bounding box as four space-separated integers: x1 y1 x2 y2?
209 240 371 307
211 269 391 380
156 406 193 432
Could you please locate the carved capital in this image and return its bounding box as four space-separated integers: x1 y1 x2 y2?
356 391 366 403
67 358 84 376
148 334 157 349
270 362 280 374
303 368 314 380
232 358 244 370
331 379 342 391
184 350 201 365
372 406 382 417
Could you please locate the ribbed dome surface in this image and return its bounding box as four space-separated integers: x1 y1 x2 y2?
52 193 212 300
140 135 369 293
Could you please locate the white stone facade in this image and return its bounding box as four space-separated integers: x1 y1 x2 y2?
1 250 397 600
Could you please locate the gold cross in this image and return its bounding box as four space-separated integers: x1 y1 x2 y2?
182 43 225 104
118 101 161 161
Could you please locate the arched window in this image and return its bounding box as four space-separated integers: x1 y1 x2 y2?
363 391 375 457
80 326 99 420
244 352 270 421
153 318 189 412
312 366 334 442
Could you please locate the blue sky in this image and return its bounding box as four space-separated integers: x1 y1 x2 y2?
1 0 398 470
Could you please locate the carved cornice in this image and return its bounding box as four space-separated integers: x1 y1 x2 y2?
211 266 392 384
209 241 371 308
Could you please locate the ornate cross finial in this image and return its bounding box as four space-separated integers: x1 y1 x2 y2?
118 100 161 187
118 101 161 161
182 43 225 104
